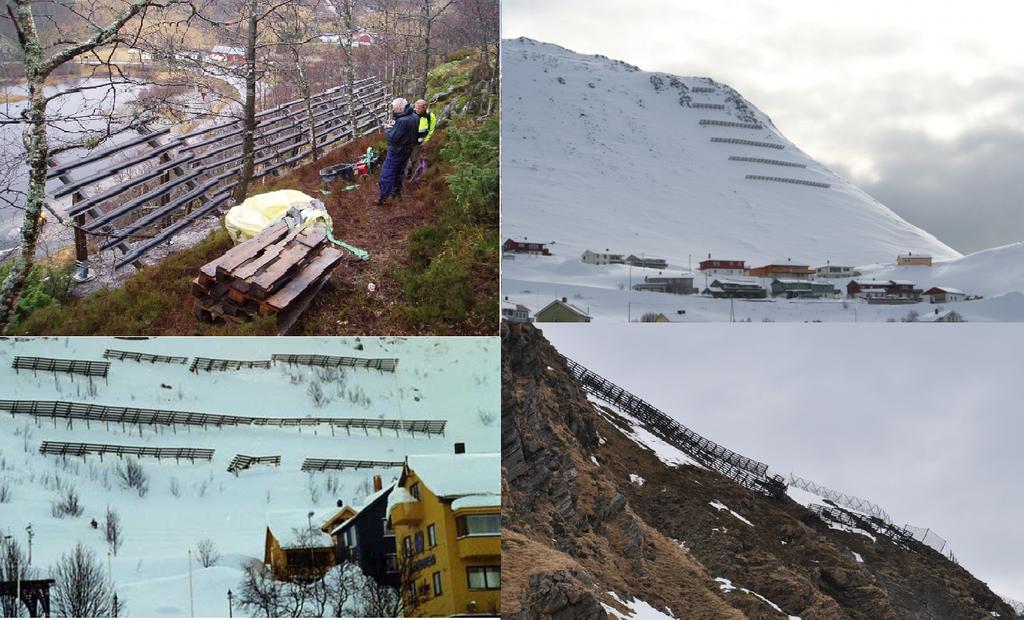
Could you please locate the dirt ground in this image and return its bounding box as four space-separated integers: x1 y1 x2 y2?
258 132 451 335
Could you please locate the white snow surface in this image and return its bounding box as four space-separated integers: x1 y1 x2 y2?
602 591 676 619
715 578 801 619
450 494 501 511
708 500 754 527
501 38 1024 321
0 336 498 617
588 398 702 469
502 38 958 267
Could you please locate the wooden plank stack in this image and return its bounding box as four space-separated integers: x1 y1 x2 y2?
192 222 345 330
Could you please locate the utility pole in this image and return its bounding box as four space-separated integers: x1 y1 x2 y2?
108 550 114 617
227 590 233 618
187 549 195 618
307 511 316 572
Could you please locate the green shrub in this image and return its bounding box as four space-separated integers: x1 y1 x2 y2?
0 260 74 329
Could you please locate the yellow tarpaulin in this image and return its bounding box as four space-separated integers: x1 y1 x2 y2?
224 189 333 244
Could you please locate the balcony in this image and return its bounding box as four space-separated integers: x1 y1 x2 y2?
390 501 423 526
455 534 500 560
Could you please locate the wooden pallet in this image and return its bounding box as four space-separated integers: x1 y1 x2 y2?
193 223 345 332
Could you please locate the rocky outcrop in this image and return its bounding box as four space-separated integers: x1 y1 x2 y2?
502 321 1019 620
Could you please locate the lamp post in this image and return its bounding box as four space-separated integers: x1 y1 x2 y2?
24 524 32 565
227 590 233 618
187 549 194 618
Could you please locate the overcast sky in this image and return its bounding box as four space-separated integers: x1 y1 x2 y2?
503 0 1024 255
543 324 1024 604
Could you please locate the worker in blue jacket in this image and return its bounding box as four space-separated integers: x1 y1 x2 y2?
377 98 419 205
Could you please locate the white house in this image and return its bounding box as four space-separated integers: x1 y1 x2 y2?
815 264 859 279
922 287 966 304
501 299 532 323
582 249 624 265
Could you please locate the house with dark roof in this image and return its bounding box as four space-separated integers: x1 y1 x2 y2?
770 279 837 299
334 477 398 588
632 275 696 295
702 279 767 299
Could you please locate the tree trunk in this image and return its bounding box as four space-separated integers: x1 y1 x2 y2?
344 2 356 136
0 0 49 331
233 0 259 204
421 0 431 99
295 51 317 162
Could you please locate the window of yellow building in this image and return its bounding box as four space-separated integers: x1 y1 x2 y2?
427 523 437 547
467 566 501 590
456 513 501 537
432 571 443 596
410 483 420 499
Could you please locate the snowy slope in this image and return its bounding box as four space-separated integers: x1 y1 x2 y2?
0 337 498 617
501 37 960 268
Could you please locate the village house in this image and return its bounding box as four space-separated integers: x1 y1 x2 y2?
922 286 966 304
815 264 859 279
534 298 591 323
334 477 399 588
847 279 922 302
501 299 532 323
897 253 932 266
698 257 747 277
264 510 338 581
209 45 245 64
387 447 501 617
321 504 358 547
702 279 767 299
919 308 966 322
749 260 815 280
581 249 625 265
624 255 669 270
770 279 837 299
632 275 697 295
502 239 551 256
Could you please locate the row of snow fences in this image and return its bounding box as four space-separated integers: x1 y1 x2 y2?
0 399 447 436
187 355 398 372
710 137 785 149
102 349 189 364
189 357 274 372
746 175 832 189
691 86 716 93
227 454 282 474
39 441 214 463
12 356 110 378
689 102 726 109
787 474 891 521
809 503 916 546
301 458 404 472
728 156 807 169
47 77 389 269
563 357 787 498
699 119 763 130
271 354 399 372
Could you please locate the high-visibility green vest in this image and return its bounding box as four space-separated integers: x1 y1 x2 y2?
418 112 436 143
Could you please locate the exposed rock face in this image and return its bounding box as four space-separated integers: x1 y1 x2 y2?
501 322 1019 620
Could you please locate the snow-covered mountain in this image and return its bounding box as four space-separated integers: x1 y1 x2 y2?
502 37 959 267
501 37 1024 321
0 337 498 617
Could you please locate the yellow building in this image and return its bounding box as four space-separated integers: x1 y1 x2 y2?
897 253 932 266
388 451 501 617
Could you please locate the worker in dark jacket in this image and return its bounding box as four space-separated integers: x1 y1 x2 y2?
406 99 437 179
377 98 419 205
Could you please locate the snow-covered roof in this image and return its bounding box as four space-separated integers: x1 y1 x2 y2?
773 278 828 285
712 278 762 287
898 253 932 259
331 481 396 535
502 300 529 312
212 45 244 55
385 485 416 516
266 509 334 548
925 286 965 295
407 452 501 499
451 494 501 511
